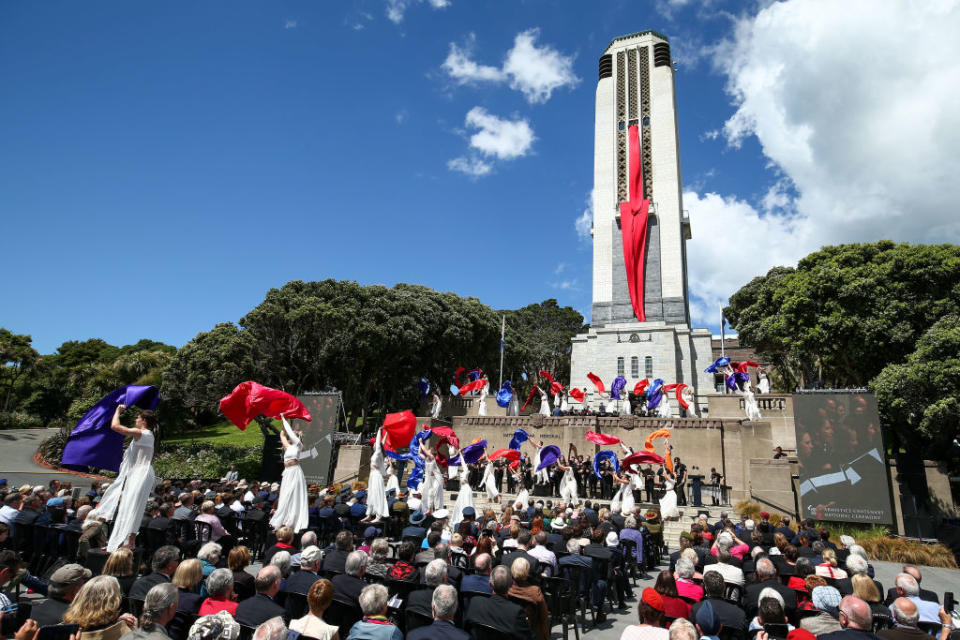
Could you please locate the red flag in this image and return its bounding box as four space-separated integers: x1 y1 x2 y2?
633 380 649 395
520 385 539 411
458 379 487 395
454 367 465 386
569 388 585 403
584 430 621 445
587 372 605 394
508 460 520 471
489 448 521 462
381 410 417 451
539 370 565 394
674 384 690 410
733 361 759 373
219 381 311 430
622 451 665 472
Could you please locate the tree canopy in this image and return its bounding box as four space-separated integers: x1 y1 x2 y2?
725 242 960 389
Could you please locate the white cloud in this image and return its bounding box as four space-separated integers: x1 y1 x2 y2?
463 107 534 160
502 29 580 104
550 278 579 291
447 156 492 177
386 0 449 24
574 189 596 242
284 19 297 29
683 0 960 328
699 129 720 141
441 29 579 104
395 110 408 125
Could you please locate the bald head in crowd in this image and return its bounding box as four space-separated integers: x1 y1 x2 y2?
838 596 872 630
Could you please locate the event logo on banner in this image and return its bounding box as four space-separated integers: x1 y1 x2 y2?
793 392 892 524
294 392 342 486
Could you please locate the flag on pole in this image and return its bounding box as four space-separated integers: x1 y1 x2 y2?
719 303 726 358
500 315 505 354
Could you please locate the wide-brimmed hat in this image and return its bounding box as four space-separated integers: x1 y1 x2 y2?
409 510 426 525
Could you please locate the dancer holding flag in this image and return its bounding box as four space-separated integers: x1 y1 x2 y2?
557 456 579 504
90 405 158 552
477 376 489 416
431 391 442 420
538 386 551 416
480 454 500 503
271 417 310 532
418 437 445 514
362 429 389 523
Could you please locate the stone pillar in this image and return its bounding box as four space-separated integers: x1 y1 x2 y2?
333 445 370 486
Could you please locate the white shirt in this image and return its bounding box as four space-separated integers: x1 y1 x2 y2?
527 545 557 576
704 562 745 586
0 505 19 525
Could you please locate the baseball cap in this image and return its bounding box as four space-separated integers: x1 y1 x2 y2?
300 546 322 564
50 563 92 585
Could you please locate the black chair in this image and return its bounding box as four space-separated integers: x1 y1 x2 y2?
128 597 145 618
459 590 491 618
36 625 79 640
725 582 743 605
405 608 434 633
324 597 362 639
168 611 198 640
467 621 509 640
918 622 942 636
84 548 110 576
193 521 213 545
385 579 429 604
619 539 640 584
558 564 594 629
238 624 257 640
543 576 581 640
871 613 893 632
285 592 309 620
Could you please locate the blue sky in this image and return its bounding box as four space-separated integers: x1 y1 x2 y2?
3 0 958 354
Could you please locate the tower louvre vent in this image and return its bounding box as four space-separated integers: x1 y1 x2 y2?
598 54 613 80
653 42 671 67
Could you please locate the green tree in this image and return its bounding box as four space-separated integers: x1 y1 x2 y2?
0 329 39 412
872 315 960 462
725 242 960 389
162 322 254 414
501 299 585 390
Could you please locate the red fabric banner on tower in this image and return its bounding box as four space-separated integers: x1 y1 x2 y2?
619 125 651 322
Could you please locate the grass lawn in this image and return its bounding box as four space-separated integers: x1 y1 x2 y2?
164 420 274 447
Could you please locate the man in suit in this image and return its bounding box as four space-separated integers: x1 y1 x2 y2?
332 551 368 608
744 558 797 618
461 554 493 595
886 574 941 624
884 566 939 605
147 503 177 546
322 530 353 575
235 566 286 627
430 542 462 590
407 559 447 619
774 516 794 540
464 565 531 639
880 598 951 640
819 596 888 640
407 584 469 640
130 546 180 600
559 538 609 623
692 571 746 638
501 530 541 579
416 532 442 565
285 546 322 595
172 493 195 521
31 564 91 627
674 457 687 506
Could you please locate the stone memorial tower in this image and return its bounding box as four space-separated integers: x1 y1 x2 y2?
571 30 714 411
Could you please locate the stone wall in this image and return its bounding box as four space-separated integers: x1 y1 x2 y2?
706 394 796 452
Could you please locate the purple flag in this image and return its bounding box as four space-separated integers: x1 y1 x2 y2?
536 444 561 471
61 385 161 472
461 440 487 464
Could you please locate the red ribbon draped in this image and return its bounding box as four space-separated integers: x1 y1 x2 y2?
569 388 585 403
587 372 605 394
219 381 311 430
584 430 621 445
521 385 540 411
458 379 487 395
619 125 651 322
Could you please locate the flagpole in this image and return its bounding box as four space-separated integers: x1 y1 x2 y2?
498 315 505 390
719 303 726 358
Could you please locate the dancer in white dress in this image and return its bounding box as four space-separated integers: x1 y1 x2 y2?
557 458 579 505
508 391 520 416
418 440 445 514
477 379 488 416
757 367 770 395
538 387 551 416
362 428 389 523
480 456 500 503
451 456 475 527
657 393 672 418
91 405 157 552
531 439 549 485
430 392 442 420
559 391 569 413
512 467 529 511
614 472 636 515
385 459 400 495
681 386 698 418
270 418 310 532
659 472 680 519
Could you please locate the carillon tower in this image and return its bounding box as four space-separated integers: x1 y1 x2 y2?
571 30 714 410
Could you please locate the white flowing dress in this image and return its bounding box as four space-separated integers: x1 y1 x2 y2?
560 394 569 412
538 389 551 416
421 458 445 513
93 429 156 552
659 477 680 518
366 430 389 520
513 472 529 510
452 463 475 527
683 389 698 418
559 467 578 504
385 465 400 494
431 396 442 420
757 373 770 395
481 461 499 501
533 446 549 484
620 478 636 515
270 419 309 532
509 394 519 416
477 385 488 416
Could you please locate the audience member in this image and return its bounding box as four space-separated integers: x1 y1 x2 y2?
346 584 403 640
290 579 339 640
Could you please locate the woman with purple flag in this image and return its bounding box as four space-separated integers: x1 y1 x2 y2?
90 405 157 552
